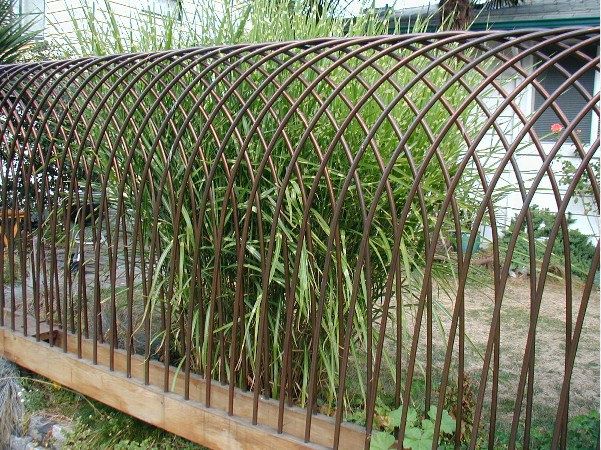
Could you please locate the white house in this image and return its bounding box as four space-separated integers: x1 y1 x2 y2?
388 0 600 241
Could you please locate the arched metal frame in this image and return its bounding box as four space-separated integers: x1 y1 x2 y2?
0 28 599 449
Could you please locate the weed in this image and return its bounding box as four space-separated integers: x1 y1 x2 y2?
0 359 23 446
370 404 456 450
18 370 200 449
495 409 600 449
66 402 200 449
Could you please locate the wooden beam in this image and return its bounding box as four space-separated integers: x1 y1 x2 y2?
56 332 366 449
2 308 56 341
0 330 326 450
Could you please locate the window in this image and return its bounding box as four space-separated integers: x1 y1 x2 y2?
533 47 598 145
14 0 45 39
143 0 183 22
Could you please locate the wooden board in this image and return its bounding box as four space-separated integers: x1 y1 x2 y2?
2 307 56 341
56 332 366 449
0 330 326 450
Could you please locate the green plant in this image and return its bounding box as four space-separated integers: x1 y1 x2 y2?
502 206 596 280
0 1 48 224
2 252 20 283
113 438 190 450
15 39 63 62
66 402 200 449
370 405 456 450
495 409 600 449
566 409 600 449
0 0 38 63
20 376 81 416
32 0 502 420
559 157 600 215
18 371 199 449
442 371 477 446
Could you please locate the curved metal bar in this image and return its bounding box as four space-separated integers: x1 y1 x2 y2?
0 29 598 449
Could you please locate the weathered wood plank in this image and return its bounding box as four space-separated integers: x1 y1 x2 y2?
0 330 326 450
57 332 366 449
2 307 56 341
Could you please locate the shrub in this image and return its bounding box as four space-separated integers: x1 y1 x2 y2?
25 0 498 417
0 0 38 63
502 206 596 280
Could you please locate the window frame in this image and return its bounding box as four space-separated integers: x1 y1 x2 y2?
530 46 599 146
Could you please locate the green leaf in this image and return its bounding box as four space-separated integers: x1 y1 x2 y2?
403 427 434 450
389 407 402 428
407 407 418 427
0 0 38 63
427 406 456 435
440 410 456 435
389 406 418 429
403 427 422 440
421 419 434 433
370 431 395 450
405 427 422 440
427 405 437 420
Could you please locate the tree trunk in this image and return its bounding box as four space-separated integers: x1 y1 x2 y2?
439 0 472 30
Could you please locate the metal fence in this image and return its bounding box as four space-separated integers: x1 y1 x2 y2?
0 28 599 449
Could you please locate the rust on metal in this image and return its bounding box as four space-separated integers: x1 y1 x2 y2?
0 28 599 449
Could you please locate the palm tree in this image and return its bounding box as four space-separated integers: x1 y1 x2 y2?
439 0 524 30
0 0 37 63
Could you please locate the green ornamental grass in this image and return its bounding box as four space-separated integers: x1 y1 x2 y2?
42 0 505 422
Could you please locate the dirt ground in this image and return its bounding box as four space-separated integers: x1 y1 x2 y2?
6 248 599 440
433 275 600 431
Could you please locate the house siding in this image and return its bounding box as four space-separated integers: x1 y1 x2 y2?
478 51 600 244
387 0 600 32
473 0 599 26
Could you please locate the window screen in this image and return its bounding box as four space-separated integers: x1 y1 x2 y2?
533 53 597 145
